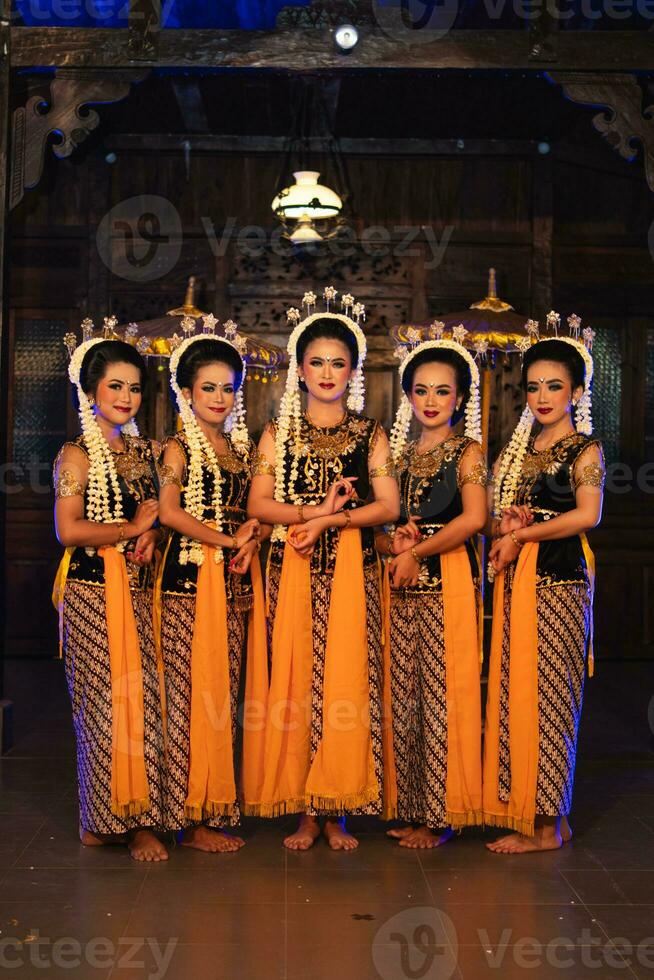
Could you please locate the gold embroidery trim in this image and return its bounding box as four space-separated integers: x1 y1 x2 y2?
369 458 396 479
459 459 488 487
573 462 605 490
397 436 467 478
158 462 182 488
55 469 84 499
299 414 370 461
113 436 152 482
252 449 275 477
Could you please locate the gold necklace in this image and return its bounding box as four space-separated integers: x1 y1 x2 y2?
305 410 347 430
533 428 575 452
415 433 452 456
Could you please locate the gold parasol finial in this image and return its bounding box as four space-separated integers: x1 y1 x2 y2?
166 276 207 319
470 268 514 315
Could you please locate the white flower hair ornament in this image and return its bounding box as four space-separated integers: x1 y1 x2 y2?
389 337 483 463
168 324 250 566
64 328 141 551
270 289 368 543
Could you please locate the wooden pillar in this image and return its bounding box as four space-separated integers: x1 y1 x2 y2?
0 0 14 748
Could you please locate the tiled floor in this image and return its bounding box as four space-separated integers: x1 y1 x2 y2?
1 658 653 980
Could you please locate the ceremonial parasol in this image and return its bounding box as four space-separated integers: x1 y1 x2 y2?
109 276 285 439
118 276 285 383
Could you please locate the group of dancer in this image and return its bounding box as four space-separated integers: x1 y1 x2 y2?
52 289 605 862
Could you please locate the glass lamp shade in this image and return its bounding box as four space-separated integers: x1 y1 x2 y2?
289 214 323 243
271 171 342 220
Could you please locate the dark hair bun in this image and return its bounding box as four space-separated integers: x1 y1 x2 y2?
176 338 244 392
521 339 586 391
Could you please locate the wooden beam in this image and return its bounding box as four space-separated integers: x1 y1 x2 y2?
10 27 654 71
106 134 541 156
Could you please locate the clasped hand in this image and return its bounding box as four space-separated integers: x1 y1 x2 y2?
388 516 422 588
289 478 357 556
125 500 159 566
228 518 261 575
488 504 534 574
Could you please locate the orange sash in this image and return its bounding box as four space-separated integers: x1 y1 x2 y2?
580 532 596 677
185 545 237 820
52 546 74 659
381 562 398 820
305 528 378 811
98 546 150 818
482 542 540 837
239 555 270 807
246 527 378 816
441 546 483 828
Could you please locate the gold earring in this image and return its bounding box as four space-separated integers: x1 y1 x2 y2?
89 397 95 406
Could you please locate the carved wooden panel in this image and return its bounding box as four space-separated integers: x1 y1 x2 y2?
10 70 144 210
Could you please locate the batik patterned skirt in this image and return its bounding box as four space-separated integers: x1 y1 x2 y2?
159 594 247 830
63 581 165 835
389 590 449 828
267 561 384 817
497 581 589 816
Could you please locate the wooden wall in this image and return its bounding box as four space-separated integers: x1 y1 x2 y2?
6 132 654 659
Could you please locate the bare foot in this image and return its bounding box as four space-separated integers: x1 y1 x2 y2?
398 825 453 849
486 829 563 854
181 826 245 853
561 816 573 842
283 814 320 851
386 825 414 840
323 818 358 851
80 829 128 847
128 830 169 862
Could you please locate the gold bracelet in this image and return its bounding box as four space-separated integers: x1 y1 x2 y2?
297 503 305 523
385 531 394 554
411 545 421 564
510 530 523 549
231 535 238 549
116 524 126 545
343 510 352 529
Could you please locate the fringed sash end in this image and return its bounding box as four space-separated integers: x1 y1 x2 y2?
111 797 151 819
